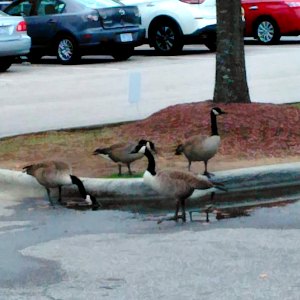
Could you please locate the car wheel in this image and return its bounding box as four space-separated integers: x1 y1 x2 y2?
149 20 183 55
111 45 134 61
0 58 13 72
56 35 80 65
255 18 280 44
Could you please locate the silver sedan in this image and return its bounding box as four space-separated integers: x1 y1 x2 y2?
0 10 31 72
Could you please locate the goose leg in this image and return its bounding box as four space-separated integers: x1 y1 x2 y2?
46 188 54 207
203 161 214 178
58 186 62 203
174 199 180 221
118 164 122 176
205 209 210 222
127 163 132 175
180 199 186 222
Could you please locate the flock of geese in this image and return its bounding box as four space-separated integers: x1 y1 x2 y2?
23 107 227 222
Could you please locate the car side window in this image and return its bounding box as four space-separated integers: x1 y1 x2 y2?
38 0 66 15
5 0 36 16
5 0 65 16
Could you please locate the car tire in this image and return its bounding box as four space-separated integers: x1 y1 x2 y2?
149 19 183 55
111 45 134 61
0 57 13 72
56 35 80 65
255 18 280 45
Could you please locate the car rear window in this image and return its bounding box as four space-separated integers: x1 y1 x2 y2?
75 0 123 8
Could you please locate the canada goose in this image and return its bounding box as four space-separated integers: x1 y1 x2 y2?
131 140 226 223
175 107 227 177
23 160 99 208
93 141 148 176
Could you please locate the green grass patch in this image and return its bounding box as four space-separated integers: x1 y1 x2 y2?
287 102 300 109
105 173 144 179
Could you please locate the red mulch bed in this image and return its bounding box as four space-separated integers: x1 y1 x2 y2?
116 101 300 159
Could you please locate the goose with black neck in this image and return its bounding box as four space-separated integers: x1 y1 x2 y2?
175 107 227 177
132 140 226 223
23 160 100 209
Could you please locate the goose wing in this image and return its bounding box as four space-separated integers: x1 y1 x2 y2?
183 135 208 152
108 142 129 151
165 170 214 189
110 142 143 163
23 161 52 175
156 169 213 198
23 161 71 182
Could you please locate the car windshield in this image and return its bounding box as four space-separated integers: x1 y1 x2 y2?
75 0 122 8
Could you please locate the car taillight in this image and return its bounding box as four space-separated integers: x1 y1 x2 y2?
180 0 205 4
16 20 27 32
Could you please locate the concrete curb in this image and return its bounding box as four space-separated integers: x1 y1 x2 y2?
1 162 300 210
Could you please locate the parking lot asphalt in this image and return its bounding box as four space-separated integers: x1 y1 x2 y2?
1 163 300 299
0 39 300 138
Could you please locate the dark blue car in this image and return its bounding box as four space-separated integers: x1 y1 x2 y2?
4 0 145 64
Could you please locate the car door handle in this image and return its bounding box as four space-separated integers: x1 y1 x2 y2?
47 19 56 23
249 6 258 10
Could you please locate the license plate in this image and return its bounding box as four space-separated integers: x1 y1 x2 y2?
0 27 8 34
120 33 133 42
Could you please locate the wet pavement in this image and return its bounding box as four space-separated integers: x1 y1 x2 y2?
1 184 300 300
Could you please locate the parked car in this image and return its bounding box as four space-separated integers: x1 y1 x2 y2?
242 0 300 44
4 0 145 64
0 10 31 71
0 1 12 11
121 0 217 55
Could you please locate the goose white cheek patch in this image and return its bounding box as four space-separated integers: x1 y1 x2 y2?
85 195 92 205
212 109 219 115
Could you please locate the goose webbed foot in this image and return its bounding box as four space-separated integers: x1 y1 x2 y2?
91 205 100 211
91 201 102 211
203 171 214 178
157 213 186 224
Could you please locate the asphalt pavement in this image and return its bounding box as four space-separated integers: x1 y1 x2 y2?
0 39 300 138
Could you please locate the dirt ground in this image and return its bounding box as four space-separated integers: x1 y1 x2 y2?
0 101 300 178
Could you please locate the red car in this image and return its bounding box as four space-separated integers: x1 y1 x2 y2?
242 0 300 44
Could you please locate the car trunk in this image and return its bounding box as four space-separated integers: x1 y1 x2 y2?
0 16 22 41
97 6 140 29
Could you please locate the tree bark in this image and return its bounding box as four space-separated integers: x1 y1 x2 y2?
213 0 251 103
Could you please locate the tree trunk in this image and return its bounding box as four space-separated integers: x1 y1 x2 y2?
213 0 251 103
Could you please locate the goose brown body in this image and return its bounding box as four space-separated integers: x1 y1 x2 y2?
133 141 224 222
144 169 214 200
93 142 144 175
23 160 99 208
178 135 220 163
175 107 226 176
24 161 72 188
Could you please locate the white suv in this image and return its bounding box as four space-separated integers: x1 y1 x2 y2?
121 0 216 54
